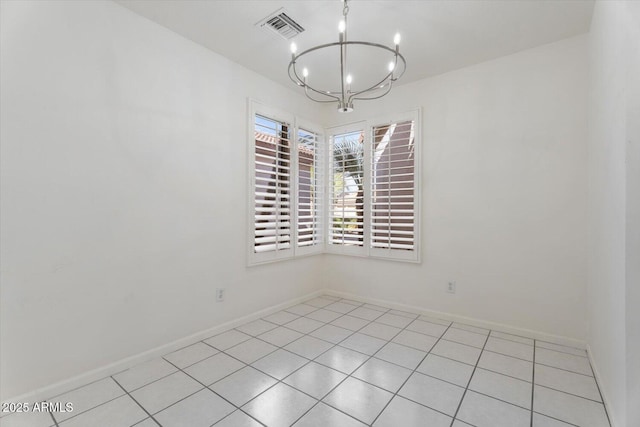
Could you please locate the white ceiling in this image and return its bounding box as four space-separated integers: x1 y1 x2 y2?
115 0 594 94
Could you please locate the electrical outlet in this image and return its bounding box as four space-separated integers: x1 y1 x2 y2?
446 281 456 294
216 288 225 302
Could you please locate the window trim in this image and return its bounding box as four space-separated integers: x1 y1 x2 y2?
326 109 421 263
247 101 295 265
247 100 325 266
368 109 421 263
247 100 421 266
295 117 325 258
325 121 369 258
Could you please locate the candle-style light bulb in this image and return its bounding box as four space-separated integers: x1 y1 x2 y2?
346 74 353 85
290 42 297 54
394 33 401 46
339 20 346 33
302 68 309 78
388 62 395 72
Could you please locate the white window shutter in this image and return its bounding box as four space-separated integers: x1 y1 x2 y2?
296 127 324 254
370 117 419 261
251 110 294 263
249 101 418 265
329 130 366 252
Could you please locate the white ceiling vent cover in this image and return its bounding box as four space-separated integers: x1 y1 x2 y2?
257 9 304 40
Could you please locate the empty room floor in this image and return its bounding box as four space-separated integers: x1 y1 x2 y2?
1 295 610 427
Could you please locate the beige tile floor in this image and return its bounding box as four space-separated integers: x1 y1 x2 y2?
0 295 611 427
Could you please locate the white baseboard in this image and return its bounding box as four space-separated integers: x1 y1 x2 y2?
2 289 323 406
323 289 588 349
4 288 593 407
586 344 617 427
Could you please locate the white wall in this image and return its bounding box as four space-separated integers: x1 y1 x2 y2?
625 5 640 424
324 35 589 342
0 0 325 400
588 2 640 426
1 0 616 410
624 7 640 427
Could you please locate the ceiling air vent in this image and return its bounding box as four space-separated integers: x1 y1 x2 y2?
258 9 304 40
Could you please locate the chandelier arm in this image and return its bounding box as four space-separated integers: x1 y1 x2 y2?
304 86 342 103
288 61 341 102
391 54 408 81
303 85 341 101
292 41 396 63
286 0 406 111
287 42 407 108
348 70 393 98
287 61 302 84
347 52 406 99
350 80 394 102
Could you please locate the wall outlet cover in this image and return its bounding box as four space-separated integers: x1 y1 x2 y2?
447 281 456 294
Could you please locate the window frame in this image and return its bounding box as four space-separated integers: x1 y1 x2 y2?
368 109 421 262
247 100 325 266
295 117 325 258
326 109 421 263
248 100 420 265
326 122 370 258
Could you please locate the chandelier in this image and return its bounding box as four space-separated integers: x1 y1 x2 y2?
288 0 406 113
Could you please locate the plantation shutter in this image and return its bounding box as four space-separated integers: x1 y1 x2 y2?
370 119 417 257
250 101 419 265
329 130 365 249
253 113 292 258
296 127 324 252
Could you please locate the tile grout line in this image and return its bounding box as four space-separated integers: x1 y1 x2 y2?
45 376 134 425
68 300 546 425
75 298 592 426
50 394 126 425
480 347 595 378
257 299 403 425
530 338 536 427
109 363 187 397
586 346 613 427
368 322 456 426
275 302 392 426
160 357 268 427
531 411 580 427
412 350 598 396
130 418 148 426
447 330 492 427
200 298 372 426
48 410 59 427
319 318 432 426
171 299 368 389
111 376 162 426
288 303 436 426
138 363 232 424
46 373 128 402
536 345 589 358
0 297 559 427
533 384 606 404
395 373 532 413
89 303 585 425
39 301 535 424
286 350 538 422
198 310 591 426
201 300 342 381
29 296 601 427
196 343 298 426
524 360 594 378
